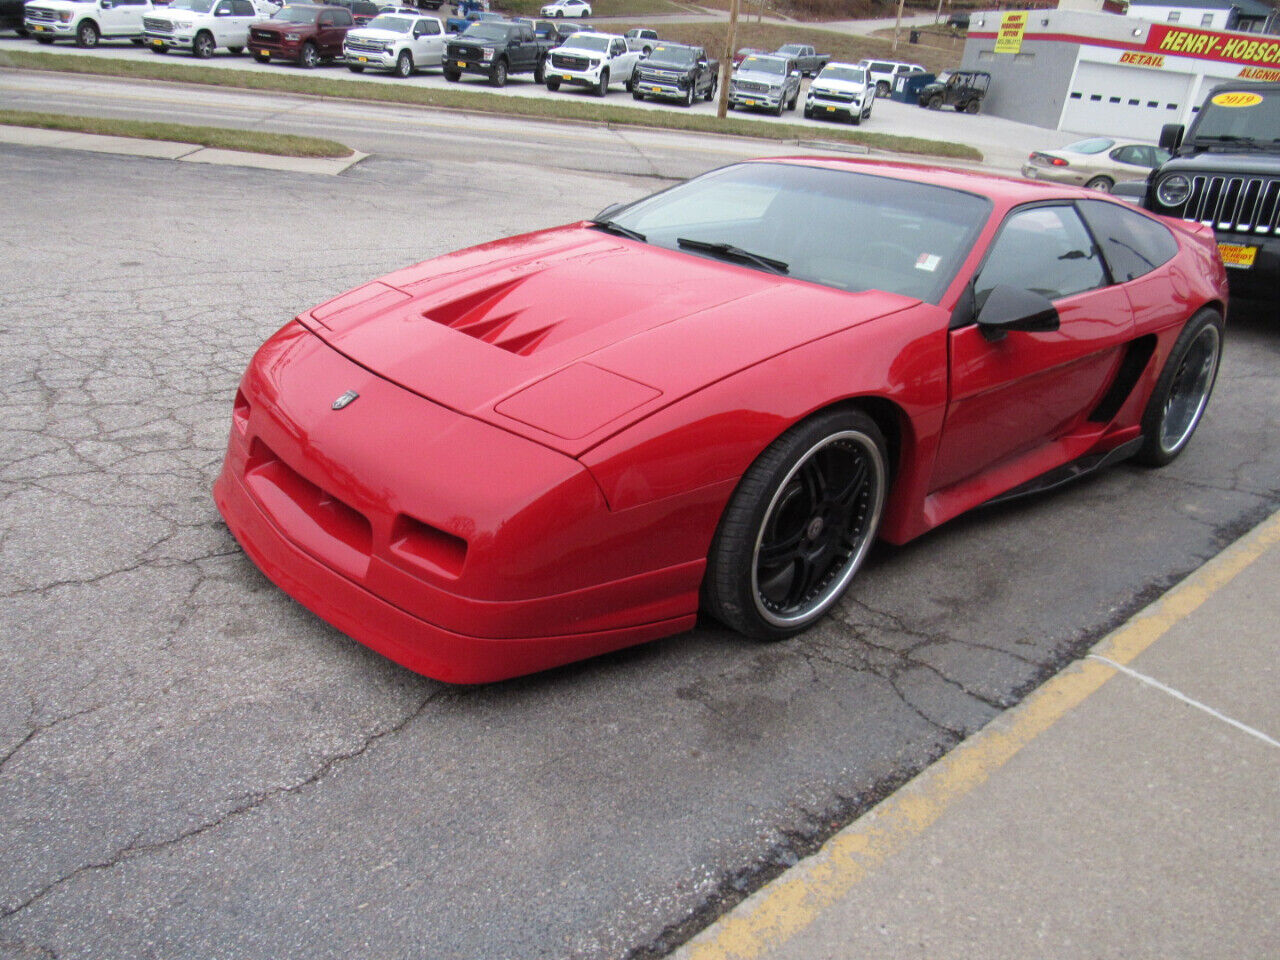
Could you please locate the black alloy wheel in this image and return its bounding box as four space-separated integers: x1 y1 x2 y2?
703 409 888 640
1136 309 1223 466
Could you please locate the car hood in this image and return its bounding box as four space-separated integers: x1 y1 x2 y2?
299 224 917 456
1163 150 1280 174
734 68 787 82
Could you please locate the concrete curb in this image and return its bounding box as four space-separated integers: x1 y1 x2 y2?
0 124 366 175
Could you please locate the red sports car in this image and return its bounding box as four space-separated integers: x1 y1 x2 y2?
214 159 1227 683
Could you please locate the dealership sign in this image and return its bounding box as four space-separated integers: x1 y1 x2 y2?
1147 24 1280 66
995 12 1028 54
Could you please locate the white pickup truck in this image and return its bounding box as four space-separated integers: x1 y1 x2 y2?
25 0 153 47
143 0 277 58
343 11 450 77
544 31 642 97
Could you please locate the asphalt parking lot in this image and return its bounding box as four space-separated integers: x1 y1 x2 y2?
1 134 1277 959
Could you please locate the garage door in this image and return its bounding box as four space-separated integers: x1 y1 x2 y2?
1060 61 1194 140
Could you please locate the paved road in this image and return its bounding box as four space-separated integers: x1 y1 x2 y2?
0 54 1080 175
0 142 1276 960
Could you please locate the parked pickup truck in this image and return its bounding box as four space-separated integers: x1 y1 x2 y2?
444 19 553 86
545 31 641 96
248 3 353 66
143 0 276 58
631 42 715 106
623 26 655 53
344 11 449 76
804 60 873 125
774 43 827 78
25 0 154 47
728 53 801 115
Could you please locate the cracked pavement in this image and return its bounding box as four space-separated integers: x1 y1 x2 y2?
1 143 1278 960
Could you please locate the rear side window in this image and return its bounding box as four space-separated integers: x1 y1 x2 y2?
976 205 1107 302
1077 200 1178 282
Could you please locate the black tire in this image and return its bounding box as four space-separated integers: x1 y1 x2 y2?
927 93 942 110
75 19 98 47
546 77 560 91
632 88 643 101
254 51 270 63
130 37 145 45
964 99 980 114
347 64 364 72
624 69 634 93
394 49 413 77
594 67 608 97
15 26 27 37
151 43 169 54
876 79 889 97
228 45 243 54
683 82 694 107
773 97 784 116
298 41 318 68
36 36 55 44
534 57 545 84
1084 175 1114 192
789 92 798 111
704 78 715 102
1135 310 1223 467
489 58 506 87
703 408 888 640
850 110 860 126
443 67 460 81
803 105 813 119
193 30 215 59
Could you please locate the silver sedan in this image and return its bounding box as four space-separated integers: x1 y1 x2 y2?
1022 138 1172 192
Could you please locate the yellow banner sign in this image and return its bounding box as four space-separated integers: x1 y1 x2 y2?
995 12 1027 55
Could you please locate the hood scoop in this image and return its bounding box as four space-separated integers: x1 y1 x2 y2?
422 275 559 357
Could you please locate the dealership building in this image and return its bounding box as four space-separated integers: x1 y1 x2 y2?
961 8 1280 138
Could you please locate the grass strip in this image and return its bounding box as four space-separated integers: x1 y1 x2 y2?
0 106 353 157
0 49 981 162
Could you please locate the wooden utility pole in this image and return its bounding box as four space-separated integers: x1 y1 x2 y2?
892 0 906 51
717 0 741 119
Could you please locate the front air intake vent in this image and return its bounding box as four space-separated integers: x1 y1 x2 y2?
423 276 559 355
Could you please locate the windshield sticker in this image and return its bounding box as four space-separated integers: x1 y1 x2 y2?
1210 91 1263 107
915 253 941 272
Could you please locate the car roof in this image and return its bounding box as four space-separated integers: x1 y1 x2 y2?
756 157 1111 205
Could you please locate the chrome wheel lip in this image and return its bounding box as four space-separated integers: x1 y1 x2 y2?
1159 324 1221 455
750 429 886 629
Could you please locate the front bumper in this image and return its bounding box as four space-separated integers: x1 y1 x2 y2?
633 76 691 100
549 67 603 87
446 55 498 76
214 322 702 682
24 19 74 37
1211 231 1280 300
807 96 862 120
249 38 300 58
145 30 196 49
729 88 783 110
345 47 395 67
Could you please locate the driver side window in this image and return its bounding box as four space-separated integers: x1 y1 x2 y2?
975 205 1106 304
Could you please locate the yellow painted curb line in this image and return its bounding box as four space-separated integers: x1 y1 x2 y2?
677 508 1280 960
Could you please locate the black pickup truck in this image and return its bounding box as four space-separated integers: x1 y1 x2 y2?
443 20 553 86
1139 81 1280 302
631 42 718 106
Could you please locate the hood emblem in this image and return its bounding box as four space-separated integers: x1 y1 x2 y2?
331 390 359 410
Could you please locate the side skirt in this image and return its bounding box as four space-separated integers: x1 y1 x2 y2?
982 436 1144 507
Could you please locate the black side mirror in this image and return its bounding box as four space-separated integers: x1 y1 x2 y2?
976 286 1059 342
1159 123 1184 152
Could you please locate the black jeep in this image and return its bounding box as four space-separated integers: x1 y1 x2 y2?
1139 81 1280 302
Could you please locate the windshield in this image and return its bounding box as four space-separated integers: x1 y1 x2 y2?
462 22 511 39
365 14 412 31
647 45 696 65
169 0 217 11
274 6 320 22
818 66 865 83
606 162 991 302
1191 89 1280 143
561 35 610 53
1065 137 1116 154
739 56 786 75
